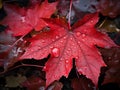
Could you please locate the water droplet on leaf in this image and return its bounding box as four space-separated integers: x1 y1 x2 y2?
55 35 59 39
91 20 93 23
43 66 47 71
75 56 79 59
67 48 71 51
50 46 53 49
70 37 73 40
82 38 85 41
82 34 86 37
21 16 25 22
60 40 63 43
76 32 80 37
66 50 70 54
78 68 83 73
41 40 45 43
54 75 57 78
60 58 63 61
64 73 67 76
63 36 67 39
51 47 60 57
78 41 81 44
66 60 69 63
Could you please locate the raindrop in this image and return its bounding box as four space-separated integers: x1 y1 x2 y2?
76 32 80 37
60 58 63 61
43 66 47 71
33 53 37 56
60 40 63 43
51 47 60 57
91 20 93 23
41 40 45 43
78 68 83 74
81 38 85 41
54 75 57 78
65 63 69 69
82 34 86 37
66 50 69 54
50 46 53 49
63 36 67 39
67 48 71 51
78 41 81 44
70 37 73 40
75 56 79 59
21 16 25 22
64 73 67 76
66 60 69 63
55 35 59 39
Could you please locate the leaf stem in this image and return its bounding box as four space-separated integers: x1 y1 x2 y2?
68 0 73 30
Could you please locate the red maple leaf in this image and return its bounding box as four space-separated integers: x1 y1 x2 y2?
1 0 58 36
20 13 117 86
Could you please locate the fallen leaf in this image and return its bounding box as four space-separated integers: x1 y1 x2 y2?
71 77 95 90
99 47 120 85
5 74 26 88
1 0 58 36
97 18 120 32
21 13 117 86
96 0 120 18
21 75 45 90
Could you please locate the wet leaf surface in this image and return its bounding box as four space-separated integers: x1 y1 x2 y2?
21 13 117 86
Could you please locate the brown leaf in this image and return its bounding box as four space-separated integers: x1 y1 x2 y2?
46 81 63 90
71 77 95 90
99 47 120 85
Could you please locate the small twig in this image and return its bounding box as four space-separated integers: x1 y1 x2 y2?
11 35 24 47
0 63 44 75
8 34 25 50
21 63 44 68
98 17 107 28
